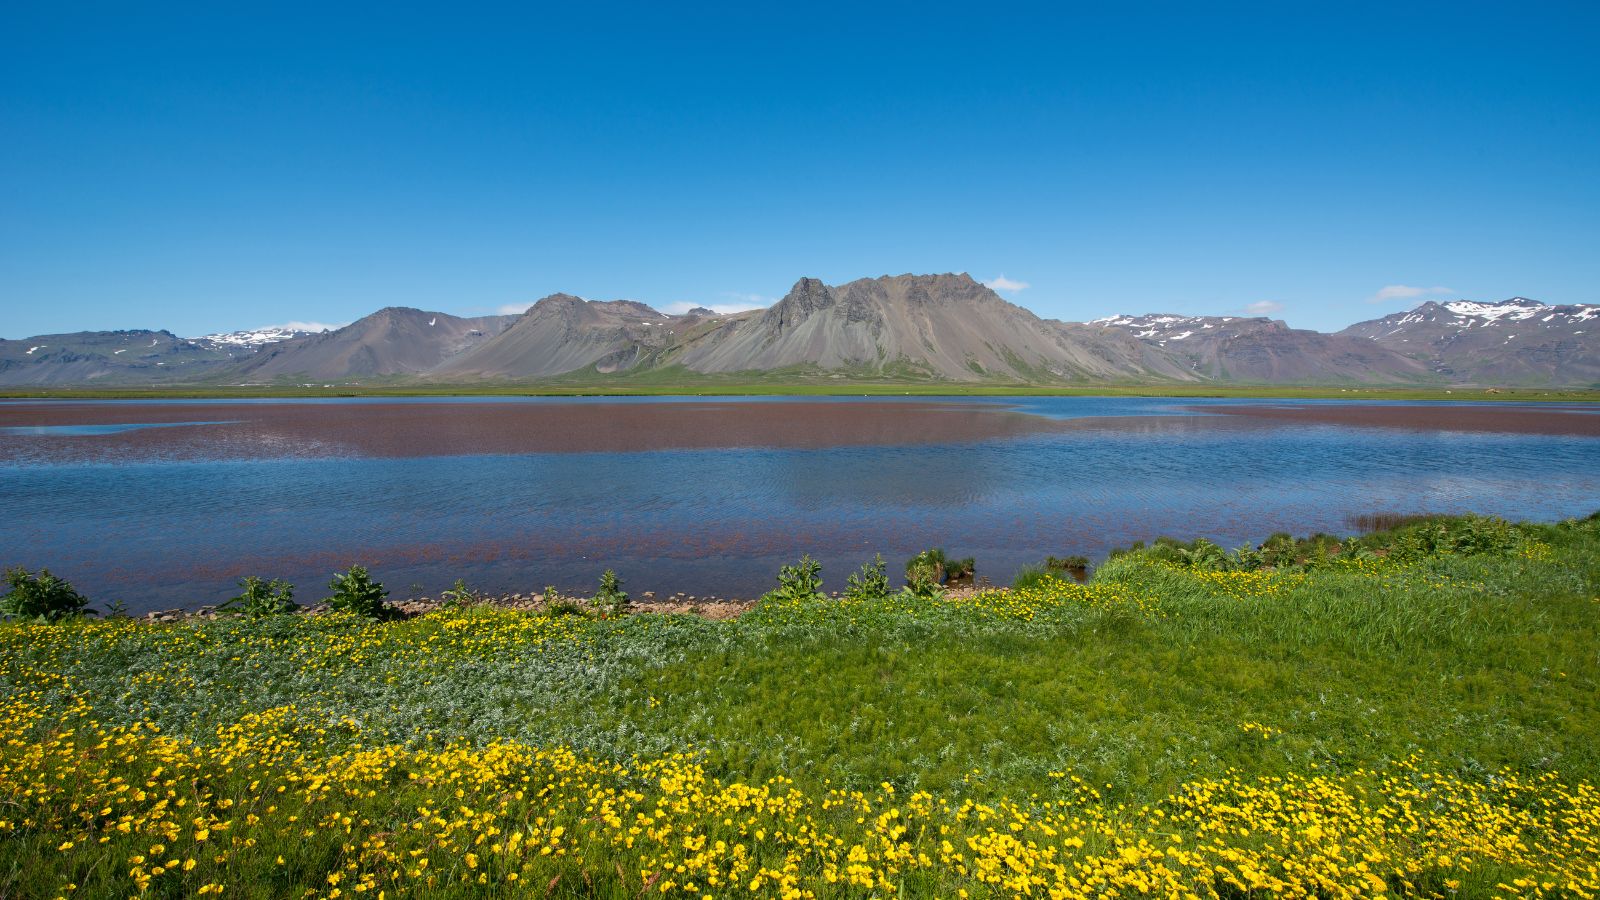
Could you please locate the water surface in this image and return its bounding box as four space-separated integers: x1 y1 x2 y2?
2 396 1596 613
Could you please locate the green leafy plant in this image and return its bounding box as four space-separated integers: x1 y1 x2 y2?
902 550 947 600
1 567 92 622
766 555 824 603
541 585 585 618
905 549 947 586
439 579 481 608
219 576 297 618
844 555 891 602
593 569 629 616
325 566 393 620
1233 543 1266 570
1176 539 1230 570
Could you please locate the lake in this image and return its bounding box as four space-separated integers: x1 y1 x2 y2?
2 396 1597 613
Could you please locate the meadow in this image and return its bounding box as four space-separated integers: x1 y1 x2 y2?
2 515 1598 898
6 380 1600 402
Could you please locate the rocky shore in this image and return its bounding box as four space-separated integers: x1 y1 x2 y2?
139 582 999 624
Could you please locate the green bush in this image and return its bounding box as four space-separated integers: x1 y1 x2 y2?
902 550 947 600
325 566 393 620
0 567 92 622
219 576 297 618
765 555 824 603
594 569 629 616
1177 539 1231 570
844 555 891 602
1377 515 1526 562
905 549 947 586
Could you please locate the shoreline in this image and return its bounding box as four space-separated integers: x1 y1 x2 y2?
136 582 1003 623
6 383 1600 403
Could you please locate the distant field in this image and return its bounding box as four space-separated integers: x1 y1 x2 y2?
3 514 1598 898
5 379 1600 402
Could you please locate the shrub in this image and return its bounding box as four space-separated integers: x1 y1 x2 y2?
905 549 947 586
1176 539 1231 570
901 576 945 601
844 555 891 602
0 567 92 622
593 569 629 616
1260 532 1298 567
219 576 297 617
766 555 824 603
325 566 393 620
1233 543 1266 570
902 550 947 600
1383 515 1526 562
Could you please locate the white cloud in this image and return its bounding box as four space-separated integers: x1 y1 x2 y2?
984 275 1030 292
661 293 773 316
497 302 535 315
1239 301 1284 315
1367 284 1454 304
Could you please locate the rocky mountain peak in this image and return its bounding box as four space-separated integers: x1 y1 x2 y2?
607 299 667 319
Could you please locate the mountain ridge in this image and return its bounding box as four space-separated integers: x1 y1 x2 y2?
3 276 1594 386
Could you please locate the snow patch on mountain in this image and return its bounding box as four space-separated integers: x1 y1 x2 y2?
192 325 332 349
1441 299 1545 322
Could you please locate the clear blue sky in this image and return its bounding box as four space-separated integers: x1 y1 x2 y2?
3 1 1597 338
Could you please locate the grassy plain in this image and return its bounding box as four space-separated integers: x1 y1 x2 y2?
3 377 1600 398
2 517 1598 897
4 371 1600 403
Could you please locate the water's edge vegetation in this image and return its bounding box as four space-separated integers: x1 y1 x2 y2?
3 513 1598 898
5 383 1600 401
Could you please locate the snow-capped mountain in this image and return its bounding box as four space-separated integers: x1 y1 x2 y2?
1091 313 1428 383
2 283 1595 386
1090 313 1246 344
1340 298 1600 385
191 325 329 350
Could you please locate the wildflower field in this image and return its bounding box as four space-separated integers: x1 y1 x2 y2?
3 516 1599 898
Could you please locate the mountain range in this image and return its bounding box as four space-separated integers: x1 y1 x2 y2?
2 274 1595 387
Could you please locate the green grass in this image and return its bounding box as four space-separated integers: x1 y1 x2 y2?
6 379 1600 401
3 514 1598 897
6 517 1597 798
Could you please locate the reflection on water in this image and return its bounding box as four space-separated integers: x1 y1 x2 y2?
0 421 238 436
1 397 1596 612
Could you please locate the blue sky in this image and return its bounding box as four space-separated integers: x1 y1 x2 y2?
3 1 1597 338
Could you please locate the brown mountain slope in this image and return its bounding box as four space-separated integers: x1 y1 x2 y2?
1093 313 1430 383
1339 298 1600 386
664 274 1177 381
433 294 689 379
235 308 515 380
0 330 239 385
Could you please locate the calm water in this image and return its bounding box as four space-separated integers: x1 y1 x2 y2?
3 396 1597 613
